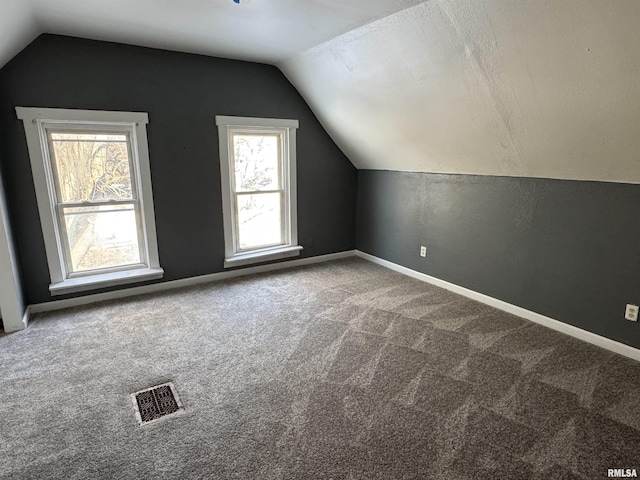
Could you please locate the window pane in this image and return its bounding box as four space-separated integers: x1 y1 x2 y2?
236 193 282 250
63 204 141 273
49 132 133 203
232 134 280 192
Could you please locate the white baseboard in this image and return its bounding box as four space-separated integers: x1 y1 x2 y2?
28 250 357 315
356 250 640 362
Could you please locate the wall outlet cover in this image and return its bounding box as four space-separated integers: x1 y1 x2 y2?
625 304 638 322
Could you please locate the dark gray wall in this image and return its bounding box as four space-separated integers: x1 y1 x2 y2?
0 34 357 304
357 170 640 349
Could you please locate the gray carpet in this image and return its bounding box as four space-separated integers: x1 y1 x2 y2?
1 257 639 479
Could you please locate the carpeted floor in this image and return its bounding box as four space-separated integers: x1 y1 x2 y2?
1 257 639 479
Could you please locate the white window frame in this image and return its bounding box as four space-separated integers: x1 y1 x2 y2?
216 115 302 268
16 107 163 295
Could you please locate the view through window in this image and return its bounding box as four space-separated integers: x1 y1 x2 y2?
232 132 283 251
48 131 143 274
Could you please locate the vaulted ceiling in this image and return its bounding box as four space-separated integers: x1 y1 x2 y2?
3 0 640 183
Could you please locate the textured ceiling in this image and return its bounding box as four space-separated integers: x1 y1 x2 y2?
282 0 640 183
2 0 640 183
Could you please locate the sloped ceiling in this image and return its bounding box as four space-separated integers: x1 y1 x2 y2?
2 0 640 183
0 1 38 68
0 0 423 65
282 0 640 183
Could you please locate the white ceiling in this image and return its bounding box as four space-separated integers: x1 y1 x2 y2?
282 0 640 183
0 0 38 68
3 0 640 183
1 0 423 65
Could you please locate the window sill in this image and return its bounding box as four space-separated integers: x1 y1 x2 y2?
224 245 303 268
49 267 164 295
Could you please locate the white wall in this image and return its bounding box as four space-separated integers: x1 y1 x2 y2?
0 167 26 332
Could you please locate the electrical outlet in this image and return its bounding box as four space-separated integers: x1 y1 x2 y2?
420 246 427 257
625 304 638 322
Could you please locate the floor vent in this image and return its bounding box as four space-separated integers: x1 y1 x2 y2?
131 382 183 426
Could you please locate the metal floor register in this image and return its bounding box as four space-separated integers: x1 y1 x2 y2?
131 382 183 426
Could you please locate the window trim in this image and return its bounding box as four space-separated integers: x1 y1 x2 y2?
16 107 163 295
216 115 301 268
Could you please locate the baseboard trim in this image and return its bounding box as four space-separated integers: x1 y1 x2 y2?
356 250 640 362
28 250 357 315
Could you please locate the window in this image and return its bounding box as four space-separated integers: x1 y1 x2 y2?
216 116 301 268
16 107 163 294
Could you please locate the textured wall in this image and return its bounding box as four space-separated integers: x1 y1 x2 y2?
357 170 640 349
0 34 357 304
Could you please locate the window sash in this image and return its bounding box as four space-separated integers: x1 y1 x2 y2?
45 128 140 205
55 199 148 277
43 125 148 278
230 131 283 194
232 190 287 252
229 130 289 254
